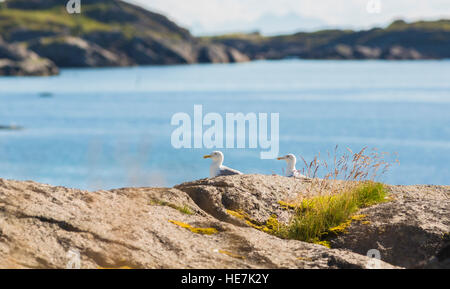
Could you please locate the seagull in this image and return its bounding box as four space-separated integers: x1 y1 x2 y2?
277 154 308 178
203 151 243 178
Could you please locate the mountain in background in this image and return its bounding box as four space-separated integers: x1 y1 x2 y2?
0 0 449 76
191 12 327 36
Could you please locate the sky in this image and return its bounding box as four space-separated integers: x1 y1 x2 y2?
127 0 450 35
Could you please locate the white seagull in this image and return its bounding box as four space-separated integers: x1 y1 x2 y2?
203 151 243 178
277 154 307 178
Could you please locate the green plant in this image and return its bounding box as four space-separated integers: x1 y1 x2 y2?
271 182 388 243
150 199 194 215
269 146 397 246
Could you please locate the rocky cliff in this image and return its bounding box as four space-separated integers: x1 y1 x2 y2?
208 19 450 60
0 1 449 76
0 175 448 269
0 0 249 75
0 36 58 76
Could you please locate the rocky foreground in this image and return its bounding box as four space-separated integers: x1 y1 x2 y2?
0 175 448 269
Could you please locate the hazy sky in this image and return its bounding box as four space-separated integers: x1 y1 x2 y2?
127 0 450 35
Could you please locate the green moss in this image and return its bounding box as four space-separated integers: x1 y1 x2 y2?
0 8 114 34
151 199 194 215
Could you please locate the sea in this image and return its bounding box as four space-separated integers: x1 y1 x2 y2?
1 59 449 190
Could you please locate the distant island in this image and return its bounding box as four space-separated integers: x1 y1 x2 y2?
0 0 449 76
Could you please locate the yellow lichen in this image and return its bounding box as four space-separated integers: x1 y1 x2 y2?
328 214 368 236
245 220 263 230
218 250 245 259
226 209 245 220
263 215 281 234
351 214 367 221
168 220 218 235
278 200 298 210
226 209 285 237
328 220 352 235
98 266 133 269
226 209 265 230
313 240 331 248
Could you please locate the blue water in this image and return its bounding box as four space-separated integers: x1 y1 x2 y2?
0 60 449 190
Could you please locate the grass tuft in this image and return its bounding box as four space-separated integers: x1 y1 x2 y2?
150 199 194 215
268 182 389 244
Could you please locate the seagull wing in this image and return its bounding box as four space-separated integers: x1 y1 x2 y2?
291 171 312 181
218 165 243 176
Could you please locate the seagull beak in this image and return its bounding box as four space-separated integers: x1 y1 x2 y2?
277 157 285 160
203 155 212 159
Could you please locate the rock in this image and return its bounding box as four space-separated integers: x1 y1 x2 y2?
211 20 450 60
197 44 249 63
0 58 59 76
28 36 126 68
8 29 59 43
226 47 251 63
0 37 58 76
381 46 424 60
354 45 382 59
197 44 230 63
175 174 311 225
329 185 450 269
121 36 193 65
2 1 450 69
0 124 23 130
0 177 397 269
0 174 446 268
0 0 245 69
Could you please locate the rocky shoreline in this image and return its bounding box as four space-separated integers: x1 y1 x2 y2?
0 0 449 76
0 175 448 269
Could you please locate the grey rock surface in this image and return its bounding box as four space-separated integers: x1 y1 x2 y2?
0 37 58 76
29 36 126 68
330 185 450 268
0 176 400 269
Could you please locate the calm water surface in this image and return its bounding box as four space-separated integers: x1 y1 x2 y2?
0 60 449 189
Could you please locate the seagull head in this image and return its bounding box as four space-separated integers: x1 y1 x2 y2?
277 154 296 166
203 151 224 165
